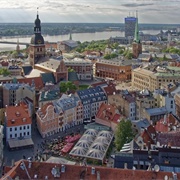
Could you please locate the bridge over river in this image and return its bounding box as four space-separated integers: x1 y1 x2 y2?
0 41 29 46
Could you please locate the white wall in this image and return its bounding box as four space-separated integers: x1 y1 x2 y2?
6 124 31 141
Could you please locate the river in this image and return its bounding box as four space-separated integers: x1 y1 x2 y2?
0 30 160 52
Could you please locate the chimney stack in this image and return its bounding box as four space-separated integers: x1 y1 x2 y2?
124 163 128 169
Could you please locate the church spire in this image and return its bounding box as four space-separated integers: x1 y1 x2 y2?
69 32 72 40
134 10 140 43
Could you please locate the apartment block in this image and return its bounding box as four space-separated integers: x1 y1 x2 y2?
95 59 132 81
64 58 93 80
132 67 180 91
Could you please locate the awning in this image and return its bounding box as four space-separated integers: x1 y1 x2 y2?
8 138 34 149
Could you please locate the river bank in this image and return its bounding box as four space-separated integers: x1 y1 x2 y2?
0 30 160 52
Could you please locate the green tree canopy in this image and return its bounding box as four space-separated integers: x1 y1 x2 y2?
59 81 77 93
0 68 10 76
68 67 75 72
115 119 135 151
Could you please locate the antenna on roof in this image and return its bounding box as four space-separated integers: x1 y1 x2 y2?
20 161 31 180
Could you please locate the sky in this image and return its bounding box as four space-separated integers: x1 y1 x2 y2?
0 0 179 24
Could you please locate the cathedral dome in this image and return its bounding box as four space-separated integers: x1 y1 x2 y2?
30 34 44 45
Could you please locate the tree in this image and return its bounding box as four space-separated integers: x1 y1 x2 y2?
115 119 135 151
68 67 75 72
59 81 77 93
0 68 10 76
104 54 111 59
110 53 118 59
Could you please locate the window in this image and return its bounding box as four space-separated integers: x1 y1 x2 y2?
27 125 29 129
15 134 17 137
10 134 12 138
10 128 12 132
27 132 29 135
20 127 22 130
15 127 17 131
24 126 26 130
24 132 26 136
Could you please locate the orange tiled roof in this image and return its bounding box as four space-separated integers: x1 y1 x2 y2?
155 114 177 133
6 106 31 127
2 160 179 180
96 103 121 123
45 42 57 49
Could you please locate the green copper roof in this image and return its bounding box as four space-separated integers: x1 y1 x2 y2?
134 11 140 43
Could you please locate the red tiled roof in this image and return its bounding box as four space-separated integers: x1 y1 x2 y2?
45 42 57 49
38 102 54 117
103 84 117 96
141 125 156 145
2 160 179 180
6 105 31 127
17 77 44 90
157 131 180 147
155 114 177 133
96 103 121 123
0 61 9 66
91 81 107 87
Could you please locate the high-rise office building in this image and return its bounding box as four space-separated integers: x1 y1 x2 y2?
124 16 137 38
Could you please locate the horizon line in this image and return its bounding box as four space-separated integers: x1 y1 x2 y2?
0 22 179 25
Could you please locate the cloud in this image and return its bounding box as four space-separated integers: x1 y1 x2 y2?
0 0 179 23
122 3 154 7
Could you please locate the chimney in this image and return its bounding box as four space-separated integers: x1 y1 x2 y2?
147 163 152 171
97 171 100 180
28 160 32 169
61 165 65 173
91 167 95 175
11 159 15 167
124 163 127 169
20 162 25 170
172 172 177 180
163 114 167 125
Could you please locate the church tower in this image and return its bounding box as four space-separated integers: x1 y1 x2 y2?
29 9 45 68
16 39 20 53
132 11 142 58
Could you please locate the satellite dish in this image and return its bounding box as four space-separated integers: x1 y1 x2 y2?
164 175 168 180
154 164 160 172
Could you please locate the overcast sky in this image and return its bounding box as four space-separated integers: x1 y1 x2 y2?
0 0 179 24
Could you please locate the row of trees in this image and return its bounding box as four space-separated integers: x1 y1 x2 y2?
162 47 180 55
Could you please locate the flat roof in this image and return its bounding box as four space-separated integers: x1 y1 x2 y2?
145 107 167 116
8 138 34 149
133 68 154 75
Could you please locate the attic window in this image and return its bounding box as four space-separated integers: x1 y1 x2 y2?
22 118 26 122
11 119 15 124
16 111 20 116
